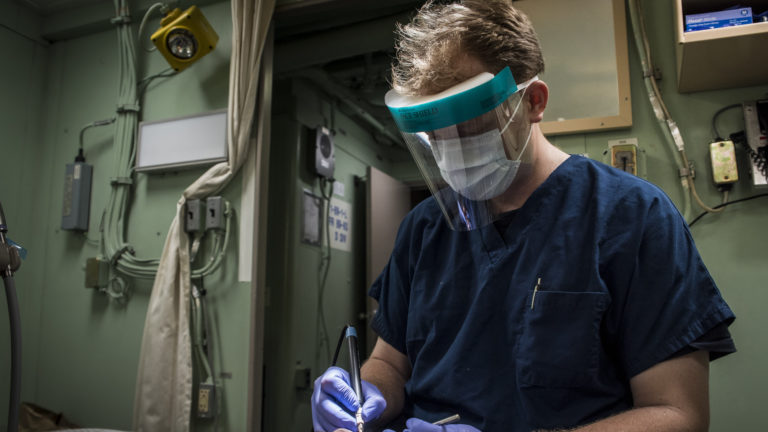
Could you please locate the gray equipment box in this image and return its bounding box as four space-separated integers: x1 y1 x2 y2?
61 162 93 231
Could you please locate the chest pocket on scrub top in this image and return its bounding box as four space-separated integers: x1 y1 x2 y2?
516 291 609 388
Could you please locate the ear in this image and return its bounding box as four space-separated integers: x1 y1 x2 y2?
526 80 548 123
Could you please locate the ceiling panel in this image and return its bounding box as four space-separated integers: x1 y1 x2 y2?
13 0 102 15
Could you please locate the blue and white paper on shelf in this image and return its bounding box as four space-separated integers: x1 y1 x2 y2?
328 198 351 252
685 7 753 32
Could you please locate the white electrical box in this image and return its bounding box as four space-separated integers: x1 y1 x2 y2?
135 109 228 172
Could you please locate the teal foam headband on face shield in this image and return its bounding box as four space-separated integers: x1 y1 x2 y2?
385 67 523 133
384 67 539 231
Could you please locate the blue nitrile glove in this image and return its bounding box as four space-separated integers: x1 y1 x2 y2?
311 366 387 432
384 417 481 432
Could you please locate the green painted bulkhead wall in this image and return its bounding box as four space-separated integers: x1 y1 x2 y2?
0 1 252 431
0 1 766 432
0 2 49 430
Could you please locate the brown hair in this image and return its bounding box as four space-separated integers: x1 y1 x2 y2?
392 0 545 96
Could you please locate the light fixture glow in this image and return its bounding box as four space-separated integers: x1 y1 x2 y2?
151 6 218 72
167 28 198 59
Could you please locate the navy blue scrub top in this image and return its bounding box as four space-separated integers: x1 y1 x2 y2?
369 155 735 431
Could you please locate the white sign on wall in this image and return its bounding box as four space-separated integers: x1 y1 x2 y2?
328 198 352 252
333 181 345 198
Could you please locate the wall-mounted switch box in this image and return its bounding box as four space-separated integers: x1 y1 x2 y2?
607 138 639 175
62 162 93 231
85 257 109 289
611 144 637 175
604 138 647 179
709 140 739 185
205 196 224 230
185 199 202 233
312 126 335 179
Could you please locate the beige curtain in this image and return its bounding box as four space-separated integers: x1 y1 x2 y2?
132 0 275 430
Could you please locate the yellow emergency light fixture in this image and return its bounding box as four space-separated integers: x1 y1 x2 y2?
151 6 218 72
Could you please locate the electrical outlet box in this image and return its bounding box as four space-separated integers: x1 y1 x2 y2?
608 139 638 176
185 199 202 233
709 140 739 185
85 257 109 289
611 145 637 175
205 196 224 230
197 383 216 419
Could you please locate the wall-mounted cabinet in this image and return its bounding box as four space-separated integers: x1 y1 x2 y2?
674 0 768 93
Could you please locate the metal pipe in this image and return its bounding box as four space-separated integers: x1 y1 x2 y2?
3 275 21 432
0 200 21 432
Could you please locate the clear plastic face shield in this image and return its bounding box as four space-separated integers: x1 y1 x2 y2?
385 67 538 231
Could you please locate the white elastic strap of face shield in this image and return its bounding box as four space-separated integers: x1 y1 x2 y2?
499 75 539 136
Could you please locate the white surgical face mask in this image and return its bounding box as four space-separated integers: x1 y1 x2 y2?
431 92 532 201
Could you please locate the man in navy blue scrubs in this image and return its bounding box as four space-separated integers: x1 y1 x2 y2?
311 1 735 431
